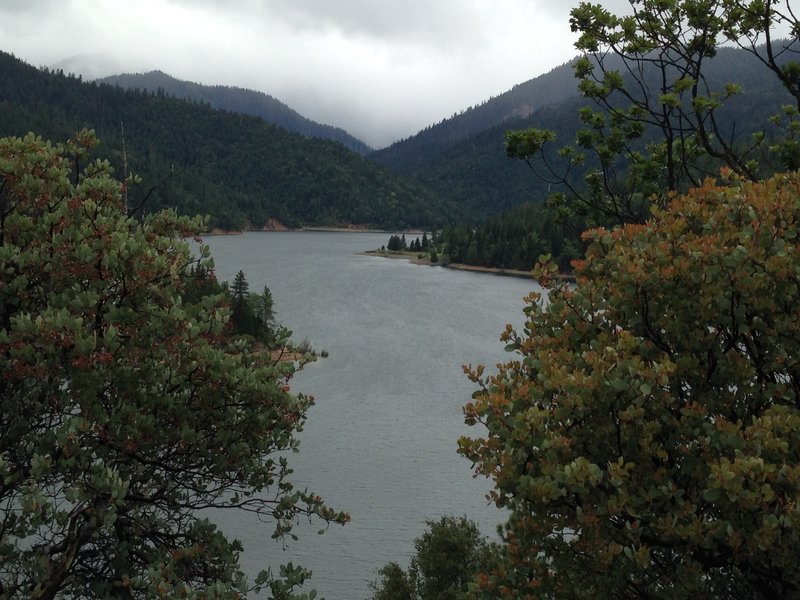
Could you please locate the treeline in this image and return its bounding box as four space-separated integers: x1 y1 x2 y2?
385 233 432 252
185 267 280 345
0 51 457 231
439 202 583 271
386 202 583 272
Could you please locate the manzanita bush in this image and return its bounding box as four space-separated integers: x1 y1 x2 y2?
0 132 347 599
461 171 800 599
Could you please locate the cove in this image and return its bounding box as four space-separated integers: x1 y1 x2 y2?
204 231 543 599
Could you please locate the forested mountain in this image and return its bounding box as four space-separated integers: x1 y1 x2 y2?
438 201 585 272
369 59 580 171
371 46 792 221
98 70 372 154
0 51 456 230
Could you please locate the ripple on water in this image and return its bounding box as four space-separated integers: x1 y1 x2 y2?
204 232 541 599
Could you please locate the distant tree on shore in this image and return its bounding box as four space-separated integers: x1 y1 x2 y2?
387 233 407 251
228 270 278 342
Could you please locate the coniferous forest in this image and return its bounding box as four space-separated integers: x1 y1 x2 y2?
0 51 458 231
97 70 373 155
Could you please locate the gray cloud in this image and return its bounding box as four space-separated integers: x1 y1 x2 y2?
264 0 485 43
164 0 489 43
0 0 63 14
0 0 588 147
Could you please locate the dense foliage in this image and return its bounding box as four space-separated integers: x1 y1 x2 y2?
507 0 800 225
370 516 500 600
0 52 456 231
460 171 800 598
438 202 585 272
98 71 372 155
377 204 582 273
459 5 800 596
0 131 347 598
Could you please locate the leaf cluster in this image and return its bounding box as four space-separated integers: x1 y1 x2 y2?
370 516 501 600
0 131 348 598
508 0 800 225
460 171 800 598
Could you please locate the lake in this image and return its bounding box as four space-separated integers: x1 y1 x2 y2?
204 231 543 599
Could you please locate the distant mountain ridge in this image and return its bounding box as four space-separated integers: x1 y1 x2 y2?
369 59 581 172
98 70 373 155
371 46 793 220
6 43 789 232
0 51 455 230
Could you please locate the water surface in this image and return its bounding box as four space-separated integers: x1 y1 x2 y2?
205 232 542 599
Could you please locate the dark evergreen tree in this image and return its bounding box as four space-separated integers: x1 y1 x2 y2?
230 270 257 336
386 234 409 251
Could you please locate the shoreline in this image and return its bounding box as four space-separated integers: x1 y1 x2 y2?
200 232 573 282
363 250 576 282
203 226 425 236
362 250 537 280
300 226 425 234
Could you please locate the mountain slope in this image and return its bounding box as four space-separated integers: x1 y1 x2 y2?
369 59 581 172
372 46 793 220
0 51 455 230
98 70 372 155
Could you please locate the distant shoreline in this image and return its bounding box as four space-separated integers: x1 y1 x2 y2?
362 250 536 280
200 231 569 281
299 226 425 234
203 226 425 236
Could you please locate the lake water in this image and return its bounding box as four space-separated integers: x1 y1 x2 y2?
204 232 543 599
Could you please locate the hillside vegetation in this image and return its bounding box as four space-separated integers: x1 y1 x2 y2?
0 51 456 230
98 70 372 154
369 59 581 172
373 46 792 221
363 44 798 273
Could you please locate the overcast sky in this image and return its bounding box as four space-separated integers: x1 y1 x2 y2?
0 1 627 148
